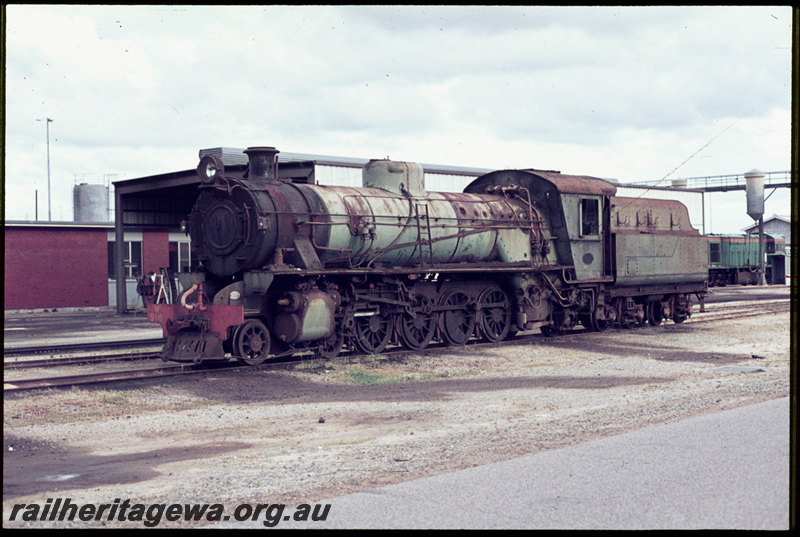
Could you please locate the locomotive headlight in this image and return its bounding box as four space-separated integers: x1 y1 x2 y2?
197 154 225 184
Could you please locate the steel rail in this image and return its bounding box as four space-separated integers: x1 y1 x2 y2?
3 338 165 358
4 351 162 370
3 363 240 393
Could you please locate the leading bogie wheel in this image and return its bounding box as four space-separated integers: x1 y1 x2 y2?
234 319 272 366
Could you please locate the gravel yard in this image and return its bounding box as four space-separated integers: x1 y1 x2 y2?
3 305 790 528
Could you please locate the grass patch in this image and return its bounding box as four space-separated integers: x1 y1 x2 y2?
335 364 477 386
96 390 129 404
292 353 486 386
345 368 406 385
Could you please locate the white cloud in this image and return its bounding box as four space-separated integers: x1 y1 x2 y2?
3 4 792 234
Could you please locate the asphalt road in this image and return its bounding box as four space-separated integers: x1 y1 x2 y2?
273 396 790 530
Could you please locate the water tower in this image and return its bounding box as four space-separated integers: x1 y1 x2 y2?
73 180 110 222
744 169 766 285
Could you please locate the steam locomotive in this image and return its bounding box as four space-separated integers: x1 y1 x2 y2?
148 146 708 365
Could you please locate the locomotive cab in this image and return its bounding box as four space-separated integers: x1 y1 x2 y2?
559 193 608 280
464 168 616 282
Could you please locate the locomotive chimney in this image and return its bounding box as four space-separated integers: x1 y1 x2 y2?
244 146 280 182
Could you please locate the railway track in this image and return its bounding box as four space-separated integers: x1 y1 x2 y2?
689 298 791 324
4 338 165 370
4 298 789 393
3 338 164 359
3 363 234 393
4 350 162 370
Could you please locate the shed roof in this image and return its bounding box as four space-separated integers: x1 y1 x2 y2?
742 214 792 233
200 147 493 177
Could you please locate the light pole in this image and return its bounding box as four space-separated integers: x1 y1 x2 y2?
37 117 53 220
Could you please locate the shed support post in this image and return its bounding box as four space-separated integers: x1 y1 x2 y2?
115 187 127 314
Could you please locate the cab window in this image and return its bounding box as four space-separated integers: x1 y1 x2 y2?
580 198 599 236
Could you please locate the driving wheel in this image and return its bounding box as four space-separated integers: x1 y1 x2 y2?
477 285 511 342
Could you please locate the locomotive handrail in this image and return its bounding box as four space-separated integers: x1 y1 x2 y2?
289 206 539 268
257 208 538 231
506 187 548 260
363 187 417 268
242 203 253 245
345 224 537 269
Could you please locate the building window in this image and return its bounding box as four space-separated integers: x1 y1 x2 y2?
580 198 600 236
169 241 198 273
107 241 142 279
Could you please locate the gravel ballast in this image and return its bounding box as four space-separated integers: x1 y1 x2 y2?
3 304 790 528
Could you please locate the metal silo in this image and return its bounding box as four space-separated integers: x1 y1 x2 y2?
744 169 766 285
73 182 110 222
745 169 765 221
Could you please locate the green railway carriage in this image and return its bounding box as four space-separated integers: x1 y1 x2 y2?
707 234 786 286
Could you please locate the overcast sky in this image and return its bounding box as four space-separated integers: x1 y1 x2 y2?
3 4 793 233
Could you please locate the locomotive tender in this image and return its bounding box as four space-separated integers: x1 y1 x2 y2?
148 146 708 365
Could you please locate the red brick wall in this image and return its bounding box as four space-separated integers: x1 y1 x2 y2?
142 230 169 276
4 228 109 309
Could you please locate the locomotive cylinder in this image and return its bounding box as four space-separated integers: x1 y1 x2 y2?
272 289 336 344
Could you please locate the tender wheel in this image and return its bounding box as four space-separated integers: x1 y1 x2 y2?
398 299 436 351
615 299 635 329
647 301 664 326
439 290 476 346
590 304 611 332
234 319 271 366
353 311 393 354
672 294 690 324
477 286 511 342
